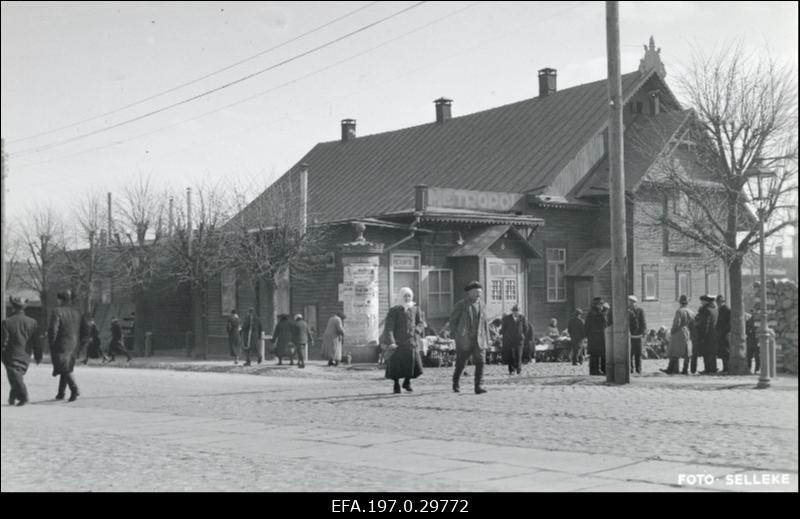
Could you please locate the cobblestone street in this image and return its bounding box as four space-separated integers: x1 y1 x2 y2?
2 358 797 492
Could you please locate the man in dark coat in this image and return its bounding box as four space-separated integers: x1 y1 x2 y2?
226 309 242 365
567 309 585 366
240 308 263 366
81 317 109 365
450 281 489 394
2 297 42 406
292 314 314 369
628 295 647 374
500 304 532 375
585 297 608 376
108 317 132 362
695 295 719 374
49 291 87 401
715 294 731 373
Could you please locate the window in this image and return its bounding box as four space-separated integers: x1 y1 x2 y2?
671 192 689 216
391 253 420 305
642 265 659 301
546 248 566 302
426 269 452 319
676 268 691 301
220 269 237 315
706 267 720 296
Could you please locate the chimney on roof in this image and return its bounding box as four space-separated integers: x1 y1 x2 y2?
434 98 452 123
341 119 356 142
538 68 557 97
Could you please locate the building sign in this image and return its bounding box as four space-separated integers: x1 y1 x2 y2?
427 187 522 212
341 263 380 345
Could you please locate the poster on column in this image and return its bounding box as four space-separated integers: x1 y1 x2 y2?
342 263 379 346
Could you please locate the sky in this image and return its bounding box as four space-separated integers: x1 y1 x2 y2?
1 1 798 245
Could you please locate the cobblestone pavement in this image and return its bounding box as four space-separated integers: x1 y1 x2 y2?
2 357 797 492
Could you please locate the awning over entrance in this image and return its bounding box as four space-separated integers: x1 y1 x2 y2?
565 248 611 277
448 225 540 258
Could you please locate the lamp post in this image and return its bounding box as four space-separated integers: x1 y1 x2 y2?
749 167 776 389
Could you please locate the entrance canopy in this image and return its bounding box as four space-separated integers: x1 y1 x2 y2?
448 225 540 258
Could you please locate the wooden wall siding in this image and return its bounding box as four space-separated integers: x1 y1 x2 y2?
550 132 607 196
525 206 604 333
632 198 727 330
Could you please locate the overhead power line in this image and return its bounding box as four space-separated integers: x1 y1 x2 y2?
11 2 481 172
9 1 427 158
8 1 380 146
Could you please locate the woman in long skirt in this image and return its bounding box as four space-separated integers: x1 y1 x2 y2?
382 287 424 393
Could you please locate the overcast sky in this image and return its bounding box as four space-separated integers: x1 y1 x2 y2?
2 1 798 240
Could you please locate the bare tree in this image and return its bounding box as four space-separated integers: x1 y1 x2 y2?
16 206 66 330
639 43 798 374
229 174 330 327
59 190 110 315
113 175 168 354
166 181 233 359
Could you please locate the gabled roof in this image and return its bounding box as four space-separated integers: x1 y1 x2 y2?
448 225 539 258
239 70 658 227
572 109 693 198
565 248 612 277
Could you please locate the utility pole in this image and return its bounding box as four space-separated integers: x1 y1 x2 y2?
606 1 630 384
1 138 6 321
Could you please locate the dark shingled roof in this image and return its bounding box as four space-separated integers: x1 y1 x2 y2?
238 70 653 228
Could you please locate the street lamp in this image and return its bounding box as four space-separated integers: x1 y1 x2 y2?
747 166 777 389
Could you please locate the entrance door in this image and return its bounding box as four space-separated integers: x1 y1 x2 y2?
574 280 591 313
486 259 521 319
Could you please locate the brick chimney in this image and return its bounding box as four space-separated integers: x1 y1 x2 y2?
434 98 452 123
341 119 356 141
538 68 557 97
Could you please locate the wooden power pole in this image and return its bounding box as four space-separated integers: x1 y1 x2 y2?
1 138 6 321
605 1 630 384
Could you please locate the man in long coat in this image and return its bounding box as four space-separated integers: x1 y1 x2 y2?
2 297 42 406
663 295 694 375
240 308 263 366
322 312 345 366
271 314 295 365
226 309 242 365
695 295 719 374
500 304 532 375
715 294 731 373
49 291 87 401
628 295 647 374
450 281 489 394
585 297 608 376
108 317 132 362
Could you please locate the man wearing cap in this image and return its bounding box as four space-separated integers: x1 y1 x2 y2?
2 297 42 406
292 313 314 369
695 295 719 374
628 295 647 375
500 304 532 375
585 297 608 375
240 308 263 367
48 290 87 401
449 281 489 394
715 295 731 373
663 295 694 375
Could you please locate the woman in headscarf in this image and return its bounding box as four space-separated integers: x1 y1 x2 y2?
322 311 346 366
382 287 424 393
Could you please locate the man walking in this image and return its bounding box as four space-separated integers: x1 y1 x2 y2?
240 308 263 366
450 281 489 394
2 297 42 406
500 305 531 375
226 309 242 365
107 317 132 363
628 295 647 375
292 314 314 369
585 297 608 376
567 309 585 366
49 291 87 402
716 294 731 373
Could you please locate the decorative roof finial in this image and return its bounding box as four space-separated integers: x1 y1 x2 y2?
638 36 666 78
